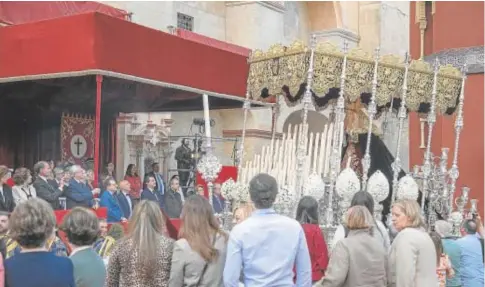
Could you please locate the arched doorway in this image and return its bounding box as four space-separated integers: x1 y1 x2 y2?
282 110 330 169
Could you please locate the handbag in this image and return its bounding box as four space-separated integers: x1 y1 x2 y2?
196 233 218 286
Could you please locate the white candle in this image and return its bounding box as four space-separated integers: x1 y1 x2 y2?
324 123 334 176
313 132 320 173
318 125 328 175
202 94 211 144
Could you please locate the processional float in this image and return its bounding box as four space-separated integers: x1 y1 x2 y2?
206 34 472 240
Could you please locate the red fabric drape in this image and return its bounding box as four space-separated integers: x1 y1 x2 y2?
196 166 238 198
0 12 249 99
176 28 251 57
0 1 128 25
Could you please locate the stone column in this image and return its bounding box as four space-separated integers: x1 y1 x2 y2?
115 114 134 180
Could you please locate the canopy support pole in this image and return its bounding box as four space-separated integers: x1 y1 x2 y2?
94 75 103 188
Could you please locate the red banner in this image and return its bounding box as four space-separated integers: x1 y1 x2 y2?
60 113 95 165
196 166 238 198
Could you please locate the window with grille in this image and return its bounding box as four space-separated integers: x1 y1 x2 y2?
177 13 194 31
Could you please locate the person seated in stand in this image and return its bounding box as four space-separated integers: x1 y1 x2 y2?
50 167 66 190
99 177 126 224
61 207 106 287
4 198 75 287
12 167 37 204
164 176 183 218
33 161 64 210
65 165 100 209
141 175 164 210
212 182 226 214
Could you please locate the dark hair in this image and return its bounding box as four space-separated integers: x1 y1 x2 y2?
462 219 478 234
350 191 375 214
103 177 116 189
125 164 138 177
60 207 100 246
144 175 155 185
296 196 319 225
249 173 278 209
429 231 443 266
152 162 159 168
12 167 31 185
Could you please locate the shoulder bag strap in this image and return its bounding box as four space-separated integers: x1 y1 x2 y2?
196 234 218 286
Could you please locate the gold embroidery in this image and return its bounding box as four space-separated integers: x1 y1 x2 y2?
247 41 462 114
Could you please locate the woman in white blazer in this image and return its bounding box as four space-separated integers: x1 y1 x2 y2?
12 167 36 204
389 199 438 287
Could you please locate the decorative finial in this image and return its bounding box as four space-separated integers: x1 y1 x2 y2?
461 62 468 76
374 47 381 60
342 40 349 54
433 57 440 72
310 34 317 47
404 52 410 65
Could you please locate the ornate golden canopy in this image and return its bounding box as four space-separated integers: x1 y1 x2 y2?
247 41 463 114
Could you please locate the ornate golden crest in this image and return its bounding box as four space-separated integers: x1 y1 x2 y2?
247 40 463 112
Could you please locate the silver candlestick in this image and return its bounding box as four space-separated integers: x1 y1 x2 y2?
391 53 410 204
421 58 440 212
448 64 467 216
295 34 317 201
362 47 380 186
326 41 349 227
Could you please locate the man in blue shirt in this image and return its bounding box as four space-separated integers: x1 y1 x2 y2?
456 219 484 287
99 178 126 223
223 173 312 287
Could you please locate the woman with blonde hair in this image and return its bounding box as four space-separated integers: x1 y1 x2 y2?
389 199 438 287
12 167 36 204
106 200 174 287
169 195 228 287
321 205 388 287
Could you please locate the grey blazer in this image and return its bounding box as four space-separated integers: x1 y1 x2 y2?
388 227 438 287
321 229 389 287
168 232 227 287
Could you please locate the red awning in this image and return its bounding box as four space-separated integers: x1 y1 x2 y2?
0 12 249 99
176 28 251 57
0 1 129 25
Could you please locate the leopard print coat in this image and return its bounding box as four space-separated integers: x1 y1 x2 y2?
105 236 175 287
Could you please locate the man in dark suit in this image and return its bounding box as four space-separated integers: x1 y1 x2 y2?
117 180 133 219
64 165 100 209
164 176 183 218
212 182 225 214
141 175 164 209
0 166 15 213
33 161 64 210
144 162 165 197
